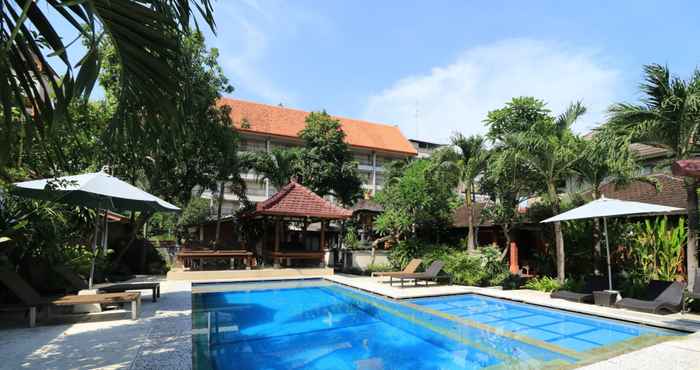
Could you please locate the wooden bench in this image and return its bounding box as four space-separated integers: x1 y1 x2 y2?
176 250 254 270
49 292 142 320
265 250 325 267
98 283 160 302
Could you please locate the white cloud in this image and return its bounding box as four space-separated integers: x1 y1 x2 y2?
206 1 330 104
363 39 622 143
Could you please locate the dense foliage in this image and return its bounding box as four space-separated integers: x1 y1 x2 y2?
0 28 244 283
297 111 363 205
374 158 459 244
1 1 215 175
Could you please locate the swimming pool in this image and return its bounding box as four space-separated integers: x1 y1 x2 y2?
192 279 681 369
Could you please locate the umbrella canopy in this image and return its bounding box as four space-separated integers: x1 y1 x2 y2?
11 170 180 288
12 170 180 212
541 197 683 223
542 197 684 291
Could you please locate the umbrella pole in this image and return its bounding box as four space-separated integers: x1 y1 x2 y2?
604 217 613 291
88 208 101 289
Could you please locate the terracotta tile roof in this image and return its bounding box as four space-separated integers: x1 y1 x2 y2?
596 173 687 210
629 143 669 159
217 97 418 156
254 181 353 219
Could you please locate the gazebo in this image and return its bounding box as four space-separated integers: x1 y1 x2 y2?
248 181 352 268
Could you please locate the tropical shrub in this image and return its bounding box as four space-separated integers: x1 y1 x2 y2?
343 228 360 250
388 239 426 269
444 251 485 286
365 263 394 274
629 217 686 281
523 276 562 292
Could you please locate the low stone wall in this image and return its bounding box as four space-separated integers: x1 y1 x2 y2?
342 249 390 270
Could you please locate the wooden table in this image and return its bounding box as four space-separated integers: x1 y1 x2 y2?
176 250 254 270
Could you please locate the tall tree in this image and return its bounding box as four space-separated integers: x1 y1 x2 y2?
607 64 700 289
0 1 215 172
374 157 459 244
486 97 586 282
297 111 363 206
573 130 639 272
100 31 245 260
451 134 489 252
481 145 535 259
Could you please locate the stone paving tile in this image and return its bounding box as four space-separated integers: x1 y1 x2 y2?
579 343 700 370
131 331 192 370
0 279 191 370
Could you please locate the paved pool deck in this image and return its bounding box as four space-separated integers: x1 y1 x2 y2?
2 272 700 369
0 277 191 370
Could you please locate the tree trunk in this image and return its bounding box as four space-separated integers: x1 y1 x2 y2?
548 181 565 282
554 221 565 282
499 224 511 261
215 181 225 245
686 178 699 291
466 188 476 252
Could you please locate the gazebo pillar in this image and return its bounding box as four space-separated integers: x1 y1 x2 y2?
320 221 326 268
274 218 281 268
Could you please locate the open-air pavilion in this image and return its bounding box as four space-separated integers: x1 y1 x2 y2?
246 181 353 268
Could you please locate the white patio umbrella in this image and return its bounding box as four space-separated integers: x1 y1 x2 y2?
541 197 683 291
12 169 180 288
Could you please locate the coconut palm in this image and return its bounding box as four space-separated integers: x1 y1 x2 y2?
1 0 214 169
451 134 489 252
607 64 700 289
503 101 586 282
250 148 301 191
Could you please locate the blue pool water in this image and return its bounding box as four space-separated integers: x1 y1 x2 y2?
410 294 679 354
192 280 680 369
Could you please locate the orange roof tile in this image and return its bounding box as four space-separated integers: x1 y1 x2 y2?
596 173 687 210
254 181 353 219
217 97 417 156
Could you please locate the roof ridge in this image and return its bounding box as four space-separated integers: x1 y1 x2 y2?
220 97 400 130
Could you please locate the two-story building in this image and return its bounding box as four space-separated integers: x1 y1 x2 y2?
201 98 417 214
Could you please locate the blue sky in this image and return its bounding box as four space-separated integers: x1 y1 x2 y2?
49 1 700 143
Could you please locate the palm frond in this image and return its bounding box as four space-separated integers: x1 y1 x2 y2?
1 0 215 168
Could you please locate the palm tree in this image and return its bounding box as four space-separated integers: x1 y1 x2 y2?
250 148 301 191
504 101 586 282
573 131 638 273
1 1 214 170
451 134 489 252
607 64 700 289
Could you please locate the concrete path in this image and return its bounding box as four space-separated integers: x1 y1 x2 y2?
0 279 191 370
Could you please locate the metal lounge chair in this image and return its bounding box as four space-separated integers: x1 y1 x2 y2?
54 265 160 302
389 260 451 287
372 259 422 278
0 270 141 327
616 280 686 315
550 275 608 303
